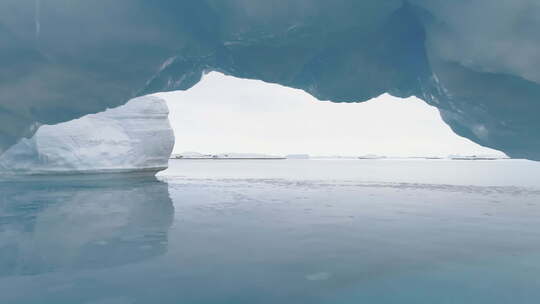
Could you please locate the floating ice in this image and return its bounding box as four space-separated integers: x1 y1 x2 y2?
0 96 174 174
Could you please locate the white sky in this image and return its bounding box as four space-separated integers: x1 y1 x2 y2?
158 72 504 157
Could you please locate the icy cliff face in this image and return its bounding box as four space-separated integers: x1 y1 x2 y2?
0 96 174 173
0 1 539 159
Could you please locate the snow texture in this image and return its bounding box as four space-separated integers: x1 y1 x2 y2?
0 96 174 174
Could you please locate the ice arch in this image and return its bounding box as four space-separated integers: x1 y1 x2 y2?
1 1 539 159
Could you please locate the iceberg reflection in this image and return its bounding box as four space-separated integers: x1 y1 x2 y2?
0 173 174 276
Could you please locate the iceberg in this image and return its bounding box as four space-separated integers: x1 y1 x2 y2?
0 96 174 174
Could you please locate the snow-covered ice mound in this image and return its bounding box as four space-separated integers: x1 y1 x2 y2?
0 96 174 174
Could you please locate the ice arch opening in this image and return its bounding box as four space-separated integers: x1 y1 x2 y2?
0 71 506 175
161 72 504 158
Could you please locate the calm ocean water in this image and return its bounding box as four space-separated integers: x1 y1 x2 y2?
1 159 540 303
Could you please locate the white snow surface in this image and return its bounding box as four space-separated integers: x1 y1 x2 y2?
0 96 174 174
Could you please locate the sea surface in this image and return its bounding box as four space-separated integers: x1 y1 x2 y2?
1 159 540 304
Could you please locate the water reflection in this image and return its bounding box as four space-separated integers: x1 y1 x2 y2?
0 173 173 276
2 160 540 303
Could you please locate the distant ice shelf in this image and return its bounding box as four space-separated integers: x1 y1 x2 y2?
0 96 174 174
171 152 285 160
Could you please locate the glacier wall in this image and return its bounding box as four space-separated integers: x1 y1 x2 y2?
0 96 174 173
0 1 539 159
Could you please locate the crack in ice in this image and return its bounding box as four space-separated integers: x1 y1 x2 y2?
35 0 41 40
